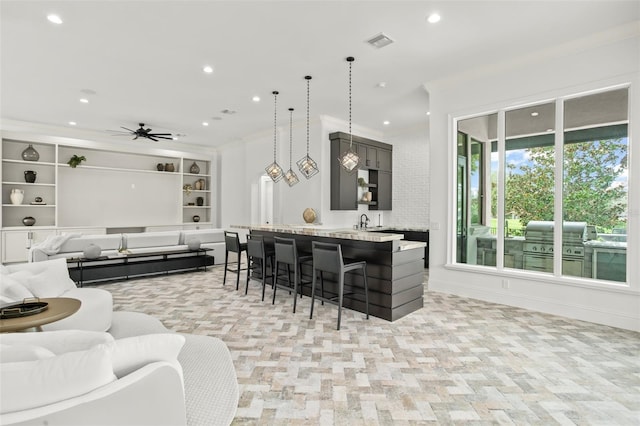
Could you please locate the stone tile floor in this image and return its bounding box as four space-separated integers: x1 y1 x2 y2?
102 266 640 425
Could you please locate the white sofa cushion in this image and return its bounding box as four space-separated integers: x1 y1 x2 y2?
125 231 181 249
0 274 34 303
180 229 224 244
0 330 115 355
0 344 55 363
42 288 113 332
58 235 122 253
105 333 186 378
0 346 116 413
4 258 76 297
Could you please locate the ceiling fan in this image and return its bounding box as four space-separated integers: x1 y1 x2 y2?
110 123 173 141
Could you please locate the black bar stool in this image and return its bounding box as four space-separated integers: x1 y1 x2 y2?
272 237 312 313
223 231 248 290
309 241 369 330
245 234 275 301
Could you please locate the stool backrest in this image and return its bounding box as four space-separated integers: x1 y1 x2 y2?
224 231 242 253
246 234 265 259
274 237 297 264
311 241 343 273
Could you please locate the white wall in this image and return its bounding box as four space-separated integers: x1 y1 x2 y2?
426 28 640 331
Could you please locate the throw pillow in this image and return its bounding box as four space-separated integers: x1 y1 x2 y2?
0 344 55 363
15 260 76 297
0 330 114 355
187 238 201 250
0 346 116 413
104 333 185 378
0 274 34 303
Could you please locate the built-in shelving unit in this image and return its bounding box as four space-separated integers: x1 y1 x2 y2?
1 136 214 262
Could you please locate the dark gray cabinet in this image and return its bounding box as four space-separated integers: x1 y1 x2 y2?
329 132 392 211
330 137 357 210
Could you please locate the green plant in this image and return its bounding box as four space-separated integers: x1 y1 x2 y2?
358 177 367 188
183 184 193 195
67 155 86 168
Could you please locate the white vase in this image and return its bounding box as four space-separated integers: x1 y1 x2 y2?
10 189 24 205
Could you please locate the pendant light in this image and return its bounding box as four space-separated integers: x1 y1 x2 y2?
283 108 300 187
265 90 283 182
297 75 319 178
337 56 360 173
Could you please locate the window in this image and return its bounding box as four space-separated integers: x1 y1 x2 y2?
455 87 629 284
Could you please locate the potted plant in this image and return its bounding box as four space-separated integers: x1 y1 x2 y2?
67 155 86 168
183 184 193 195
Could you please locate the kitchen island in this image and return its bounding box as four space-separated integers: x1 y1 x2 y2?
232 225 426 321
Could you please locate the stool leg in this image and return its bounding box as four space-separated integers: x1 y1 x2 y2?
293 264 298 313
235 252 241 290
261 258 267 302
337 273 344 331
223 250 229 285
244 256 251 295
272 262 279 305
362 266 369 320
309 268 317 320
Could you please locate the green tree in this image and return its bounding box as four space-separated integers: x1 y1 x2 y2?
505 139 627 229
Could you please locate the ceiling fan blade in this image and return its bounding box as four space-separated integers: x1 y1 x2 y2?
148 136 159 142
121 126 135 132
154 135 174 140
132 135 139 140
148 133 172 136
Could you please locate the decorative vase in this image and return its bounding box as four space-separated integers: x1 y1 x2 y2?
156 163 165 171
198 179 205 190
196 197 204 206
303 208 317 224
21 144 40 162
192 215 200 222
22 216 36 226
189 162 200 174
83 244 102 259
187 239 201 250
10 189 24 205
35 196 43 203
165 163 175 172
24 170 37 183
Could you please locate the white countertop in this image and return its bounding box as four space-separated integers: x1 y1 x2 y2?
231 224 405 243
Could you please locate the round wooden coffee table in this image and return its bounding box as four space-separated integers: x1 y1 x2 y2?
0 298 81 333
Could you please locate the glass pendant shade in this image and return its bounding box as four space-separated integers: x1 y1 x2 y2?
338 57 360 173
266 90 283 183
297 154 319 178
284 108 300 187
266 162 284 182
338 148 359 173
297 75 319 179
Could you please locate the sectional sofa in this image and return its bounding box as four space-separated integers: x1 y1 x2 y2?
29 229 226 265
0 258 239 425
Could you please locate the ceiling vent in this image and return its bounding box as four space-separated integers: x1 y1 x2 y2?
221 109 237 115
366 32 394 49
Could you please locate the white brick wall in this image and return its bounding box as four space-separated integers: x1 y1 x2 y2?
385 125 430 227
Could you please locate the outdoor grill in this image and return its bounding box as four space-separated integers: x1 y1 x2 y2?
523 221 587 274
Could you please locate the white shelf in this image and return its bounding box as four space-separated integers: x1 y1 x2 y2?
183 173 211 178
2 204 56 207
2 181 56 187
57 164 181 175
2 159 56 166
183 206 211 209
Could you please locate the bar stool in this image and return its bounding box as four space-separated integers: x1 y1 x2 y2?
309 241 369 330
223 231 248 290
272 237 312 313
245 234 275 301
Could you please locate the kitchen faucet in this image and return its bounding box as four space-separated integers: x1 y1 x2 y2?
359 214 370 229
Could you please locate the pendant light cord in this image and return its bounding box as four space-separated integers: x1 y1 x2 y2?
273 91 278 162
348 57 353 149
306 77 310 155
289 108 294 168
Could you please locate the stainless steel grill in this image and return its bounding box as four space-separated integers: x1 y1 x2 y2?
523 221 587 274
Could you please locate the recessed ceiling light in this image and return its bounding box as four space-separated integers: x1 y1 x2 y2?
427 13 441 24
531 111 539 117
203 65 214 74
79 98 89 104
426 111 431 115
68 121 76 126
252 96 260 102
383 121 390 126
202 122 209 126
376 82 387 88
47 14 63 24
